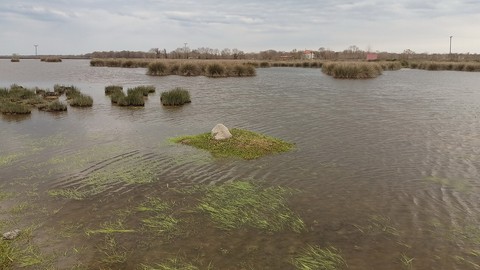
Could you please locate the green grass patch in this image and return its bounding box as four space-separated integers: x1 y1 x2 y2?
198 180 305 232
292 245 347 270
172 128 293 160
160 87 191 106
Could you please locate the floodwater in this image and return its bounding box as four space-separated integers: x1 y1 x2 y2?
1 59 480 269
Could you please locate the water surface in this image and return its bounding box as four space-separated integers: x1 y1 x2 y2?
1 59 480 269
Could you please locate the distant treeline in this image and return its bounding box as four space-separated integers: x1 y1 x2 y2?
85 46 480 62
3 46 480 62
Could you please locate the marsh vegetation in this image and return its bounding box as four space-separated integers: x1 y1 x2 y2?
322 62 383 79
160 87 191 106
172 128 294 160
105 85 155 106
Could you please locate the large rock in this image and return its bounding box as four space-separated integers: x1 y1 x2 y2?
211 124 232 140
3 229 21 240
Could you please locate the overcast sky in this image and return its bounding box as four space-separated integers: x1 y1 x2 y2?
1 0 479 55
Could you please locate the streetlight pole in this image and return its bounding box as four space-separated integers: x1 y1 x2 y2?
184 42 188 59
449 36 453 54
34 45 38 57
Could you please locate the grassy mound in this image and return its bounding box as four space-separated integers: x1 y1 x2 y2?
105 85 123 95
117 91 144 106
198 181 305 232
160 87 191 106
322 62 383 79
172 128 293 160
127 85 155 96
39 100 67 112
69 94 93 107
41 57 62 62
0 101 31 114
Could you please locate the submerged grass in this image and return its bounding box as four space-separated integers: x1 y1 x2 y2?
85 220 135 236
137 198 179 235
292 245 347 270
198 180 305 232
424 176 470 192
172 128 293 160
98 236 128 265
142 258 204 270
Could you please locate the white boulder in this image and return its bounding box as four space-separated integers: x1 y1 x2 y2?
211 124 232 140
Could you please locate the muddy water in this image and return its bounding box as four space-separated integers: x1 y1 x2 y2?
1 59 480 269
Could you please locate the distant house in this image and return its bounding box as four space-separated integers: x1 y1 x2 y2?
303 50 315 60
366 53 378 61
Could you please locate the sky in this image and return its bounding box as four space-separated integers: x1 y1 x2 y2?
1 0 479 55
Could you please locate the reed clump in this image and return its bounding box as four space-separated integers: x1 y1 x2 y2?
0 101 31 114
128 85 155 96
107 87 150 106
105 85 123 95
147 62 168 76
39 100 67 112
146 61 256 77
160 87 191 106
41 57 62 62
90 58 151 68
69 94 93 107
65 87 93 107
322 62 383 79
118 91 144 106
407 61 480 72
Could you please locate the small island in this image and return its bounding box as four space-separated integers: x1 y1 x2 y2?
171 127 294 160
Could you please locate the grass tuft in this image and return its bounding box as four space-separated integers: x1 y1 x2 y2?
198 180 305 232
105 85 123 95
322 62 382 79
0 102 31 114
172 128 293 160
160 87 191 106
69 94 93 107
40 100 67 112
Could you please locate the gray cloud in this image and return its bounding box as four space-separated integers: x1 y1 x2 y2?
0 0 478 55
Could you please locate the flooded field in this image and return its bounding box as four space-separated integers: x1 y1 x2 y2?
1 59 480 269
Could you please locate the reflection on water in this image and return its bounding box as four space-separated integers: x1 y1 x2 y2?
1 60 480 269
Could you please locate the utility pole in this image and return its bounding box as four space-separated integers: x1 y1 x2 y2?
449 36 453 54
34 45 38 57
184 42 188 59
